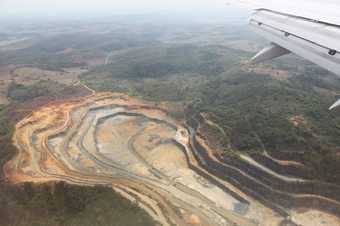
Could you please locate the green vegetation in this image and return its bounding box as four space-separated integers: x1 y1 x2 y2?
30 32 159 53
0 30 160 70
0 106 16 179
90 45 239 79
0 48 84 70
8 80 67 102
0 182 156 226
81 44 248 101
195 70 340 184
81 43 340 185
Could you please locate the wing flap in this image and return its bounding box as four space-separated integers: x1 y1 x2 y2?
250 19 340 76
252 10 340 52
249 9 340 76
227 0 340 26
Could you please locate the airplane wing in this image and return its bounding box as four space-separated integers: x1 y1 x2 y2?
228 0 340 109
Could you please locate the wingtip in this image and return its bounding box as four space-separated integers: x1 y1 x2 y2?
329 99 340 110
250 43 291 64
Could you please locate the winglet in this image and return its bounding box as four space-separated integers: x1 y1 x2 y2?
329 99 340 110
250 43 291 64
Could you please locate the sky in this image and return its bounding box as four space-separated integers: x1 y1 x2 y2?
0 0 244 18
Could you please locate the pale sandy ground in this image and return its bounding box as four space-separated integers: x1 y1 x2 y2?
291 209 340 226
245 202 283 226
289 115 308 127
113 185 172 226
240 154 306 182
0 95 9 105
241 62 291 80
264 151 306 167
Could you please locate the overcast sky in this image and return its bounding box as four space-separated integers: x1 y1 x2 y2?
0 0 243 17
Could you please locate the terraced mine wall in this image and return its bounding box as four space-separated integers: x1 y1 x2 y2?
217 155 340 216
187 115 340 218
170 139 250 206
89 104 128 111
96 112 177 130
249 153 312 179
269 151 306 163
191 133 289 217
219 155 340 203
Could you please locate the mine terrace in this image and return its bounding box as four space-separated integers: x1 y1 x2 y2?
4 86 340 226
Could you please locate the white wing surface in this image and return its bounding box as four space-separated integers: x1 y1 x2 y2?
229 0 340 109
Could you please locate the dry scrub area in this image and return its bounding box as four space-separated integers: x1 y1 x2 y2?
12 67 84 85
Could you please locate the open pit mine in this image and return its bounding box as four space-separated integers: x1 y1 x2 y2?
4 89 340 226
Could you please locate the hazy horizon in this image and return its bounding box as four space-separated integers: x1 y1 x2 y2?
0 0 249 21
